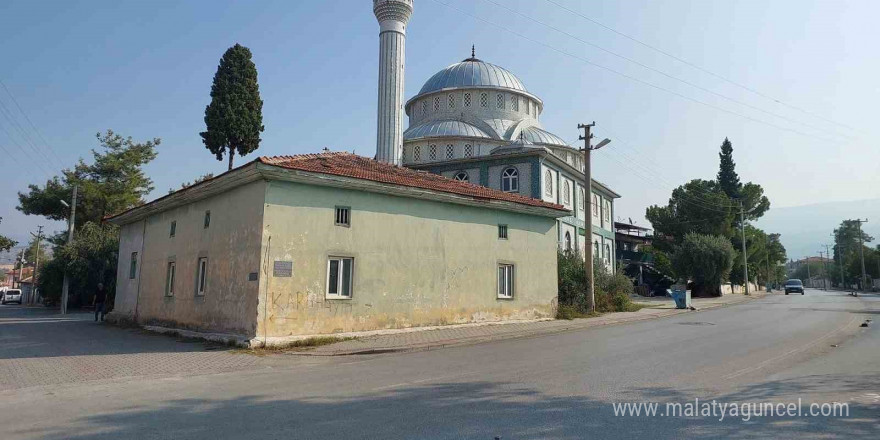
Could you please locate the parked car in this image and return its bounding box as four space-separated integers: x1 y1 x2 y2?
784 279 804 295
1 288 22 304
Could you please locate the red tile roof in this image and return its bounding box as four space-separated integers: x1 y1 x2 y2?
259 152 566 211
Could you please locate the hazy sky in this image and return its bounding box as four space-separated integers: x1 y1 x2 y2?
1 0 878 244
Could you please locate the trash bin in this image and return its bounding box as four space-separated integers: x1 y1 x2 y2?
670 288 691 309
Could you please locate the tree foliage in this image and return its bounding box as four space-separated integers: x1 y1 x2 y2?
17 130 159 227
39 223 118 306
645 179 736 252
672 233 735 297
171 173 215 194
717 137 741 199
0 217 16 252
201 44 264 170
557 251 638 318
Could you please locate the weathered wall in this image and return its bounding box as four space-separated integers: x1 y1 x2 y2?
257 180 559 339
113 220 145 317
119 181 266 336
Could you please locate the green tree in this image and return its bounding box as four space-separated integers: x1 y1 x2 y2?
170 173 215 194
15 235 50 270
672 233 735 297
17 130 160 227
717 137 741 199
0 217 16 252
645 179 736 252
201 44 264 171
39 223 118 306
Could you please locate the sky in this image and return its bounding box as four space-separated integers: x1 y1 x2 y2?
1 0 878 247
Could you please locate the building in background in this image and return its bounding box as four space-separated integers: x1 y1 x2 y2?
402 54 621 270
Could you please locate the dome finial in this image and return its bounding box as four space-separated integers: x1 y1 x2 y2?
471 44 475 58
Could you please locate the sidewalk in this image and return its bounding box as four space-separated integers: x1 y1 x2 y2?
295 291 770 356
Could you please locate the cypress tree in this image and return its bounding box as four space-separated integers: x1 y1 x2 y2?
717 137 741 199
200 44 264 170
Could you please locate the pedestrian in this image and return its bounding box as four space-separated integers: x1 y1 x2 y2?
94 282 106 322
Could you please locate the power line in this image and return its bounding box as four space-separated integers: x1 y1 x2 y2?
482 0 853 140
0 79 66 168
543 0 860 134
0 101 56 177
0 116 54 179
429 0 848 143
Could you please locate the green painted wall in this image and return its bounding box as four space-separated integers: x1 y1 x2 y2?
256 180 559 339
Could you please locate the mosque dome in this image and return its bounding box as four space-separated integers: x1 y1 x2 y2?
416 57 529 97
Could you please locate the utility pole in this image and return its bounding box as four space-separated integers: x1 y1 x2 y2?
578 122 610 313
805 256 811 288
15 247 25 289
739 201 749 295
853 219 868 292
61 185 77 314
833 232 844 289
823 243 833 290
817 250 827 291
30 226 44 304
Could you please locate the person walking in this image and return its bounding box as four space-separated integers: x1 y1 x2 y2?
93 283 106 322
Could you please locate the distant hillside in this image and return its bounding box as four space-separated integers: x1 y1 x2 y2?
756 198 880 261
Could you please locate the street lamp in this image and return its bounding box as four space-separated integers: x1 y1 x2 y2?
60 185 77 314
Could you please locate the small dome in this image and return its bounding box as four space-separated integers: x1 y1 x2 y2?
417 58 528 96
520 126 569 147
403 120 493 141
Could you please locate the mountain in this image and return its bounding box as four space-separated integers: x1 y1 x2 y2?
756 198 880 261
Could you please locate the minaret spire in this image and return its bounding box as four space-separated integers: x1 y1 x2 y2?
373 0 414 165
471 44 475 58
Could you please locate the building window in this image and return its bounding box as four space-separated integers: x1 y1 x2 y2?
464 92 471 107
527 101 531 116
604 244 611 264
464 144 473 157
165 262 176 296
604 200 611 223
593 195 599 217
496 93 504 109
413 145 421 161
498 224 508 239
480 92 488 108
196 257 208 296
501 167 519 193
511 95 519 111
428 144 437 161
448 93 455 109
453 171 469 182
578 188 585 213
170 221 176 237
421 100 427 116
446 144 454 159
498 264 514 299
335 206 350 227
326 257 353 299
563 181 571 204
433 96 440 111
564 232 572 252
544 170 553 196
204 211 211 229
129 252 138 279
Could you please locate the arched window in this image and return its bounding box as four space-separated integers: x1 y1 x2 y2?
564 232 572 252
453 171 469 182
593 241 600 255
448 93 455 109
433 96 440 111
464 92 471 107
464 144 473 157
592 194 599 216
480 92 488 108
413 145 421 161
604 244 611 263
421 100 427 116
544 170 553 196
578 188 585 213
446 144 454 159
501 167 519 193
428 144 437 161
511 95 519 111
563 181 571 204
496 93 504 109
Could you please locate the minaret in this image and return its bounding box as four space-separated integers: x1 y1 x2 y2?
373 0 413 165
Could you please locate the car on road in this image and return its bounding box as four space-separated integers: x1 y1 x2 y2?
2 288 23 304
784 279 804 295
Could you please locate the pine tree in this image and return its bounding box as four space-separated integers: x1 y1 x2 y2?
717 137 741 199
200 44 264 170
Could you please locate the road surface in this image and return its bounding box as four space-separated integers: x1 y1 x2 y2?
0 288 877 439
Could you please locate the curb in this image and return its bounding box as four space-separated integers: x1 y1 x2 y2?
295 293 769 356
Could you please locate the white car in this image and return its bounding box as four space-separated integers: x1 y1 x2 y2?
1 289 22 304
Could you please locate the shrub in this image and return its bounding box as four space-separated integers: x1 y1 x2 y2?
557 251 637 317
672 233 735 297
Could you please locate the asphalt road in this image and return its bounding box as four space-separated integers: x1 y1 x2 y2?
1 288 877 439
